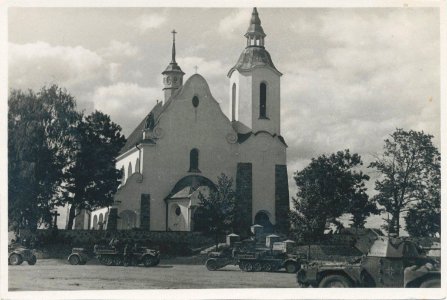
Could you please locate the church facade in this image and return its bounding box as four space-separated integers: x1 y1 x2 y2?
90 8 290 233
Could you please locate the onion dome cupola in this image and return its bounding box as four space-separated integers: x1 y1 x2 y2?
228 8 282 77
162 30 185 102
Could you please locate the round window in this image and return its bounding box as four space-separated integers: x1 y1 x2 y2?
175 206 181 216
192 96 199 107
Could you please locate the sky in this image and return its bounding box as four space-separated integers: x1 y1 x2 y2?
8 6 441 231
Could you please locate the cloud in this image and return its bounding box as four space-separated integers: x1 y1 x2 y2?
99 40 140 60
9 41 105 90
218 8 252 38
133 14 167 32
180 56 226 79
91 82 162 137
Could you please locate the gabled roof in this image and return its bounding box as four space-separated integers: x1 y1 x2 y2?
118 101 163 155
118 74 220 157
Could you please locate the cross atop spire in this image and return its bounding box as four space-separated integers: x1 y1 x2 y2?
171 29 177 63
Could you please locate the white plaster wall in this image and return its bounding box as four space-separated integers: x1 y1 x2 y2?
230 71 252 126
139 75 239 231
116 150 140 184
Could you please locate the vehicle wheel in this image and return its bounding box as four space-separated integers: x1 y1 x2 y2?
28 255 37 265
9 254 23 266
254 262 262 272
144 255 155 267
206 259 218 271
262 262 272 272
285 262 299 273
420 278 441 288
319 275 352 288
245 262 254 272
69 255 80 265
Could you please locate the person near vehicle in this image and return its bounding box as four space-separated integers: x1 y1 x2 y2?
123 239 133 267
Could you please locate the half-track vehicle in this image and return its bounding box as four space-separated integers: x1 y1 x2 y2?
205 240 301 273
297 236 440 288
68 248 89 265
94 244 160 267
8 244 37 266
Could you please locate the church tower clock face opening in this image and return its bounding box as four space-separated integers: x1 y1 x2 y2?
86 8 290 234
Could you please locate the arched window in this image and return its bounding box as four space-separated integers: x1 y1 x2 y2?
135 158 140 173
128 162 132 177
189 148 200 172
260 82 267 118
120 166 125 183
231 83 236 121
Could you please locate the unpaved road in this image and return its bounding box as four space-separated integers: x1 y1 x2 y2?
9 259 298 290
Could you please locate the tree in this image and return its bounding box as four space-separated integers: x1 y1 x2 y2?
290 150 374 242
8 86 80 231
369 129 440 236
193 174 236 249
64 111 126 229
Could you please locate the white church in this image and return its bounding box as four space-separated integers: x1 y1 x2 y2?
76 8 290 233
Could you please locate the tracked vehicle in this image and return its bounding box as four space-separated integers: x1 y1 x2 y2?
94 245 160 267
205 240 301 273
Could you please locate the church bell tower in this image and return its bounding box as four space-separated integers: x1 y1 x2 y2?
162 30 185 102
228 8 282 135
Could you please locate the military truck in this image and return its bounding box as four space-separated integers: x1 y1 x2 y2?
205 240 301 273
296 236 440 288
94 245 160 267
8 245 37 265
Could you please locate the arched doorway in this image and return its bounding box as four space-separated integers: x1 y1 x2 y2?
254 210 273 233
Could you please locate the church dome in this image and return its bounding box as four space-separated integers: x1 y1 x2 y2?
227 46 281 77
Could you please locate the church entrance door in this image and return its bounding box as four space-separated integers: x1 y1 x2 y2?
254 211 273 233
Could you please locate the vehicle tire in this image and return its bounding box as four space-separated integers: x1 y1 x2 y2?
9 254 23 266
285 262 299 273
245 262 254 272
206 259 218 271
69 255 80 265
319 275 352 288
144 255 155 267
420 278 441 288
262 262 272 272
254 262 262 272
28 255 37 265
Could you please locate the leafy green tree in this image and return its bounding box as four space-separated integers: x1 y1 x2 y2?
8 86 80 231
194 174 236 249
369 129 440 236
65 111 126 229
290 150 374 242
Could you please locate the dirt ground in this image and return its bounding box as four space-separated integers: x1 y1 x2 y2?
8 258 298 290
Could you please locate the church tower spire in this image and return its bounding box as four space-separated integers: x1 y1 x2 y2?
162 29 184 102
227 8 282 135
245 7 266 47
